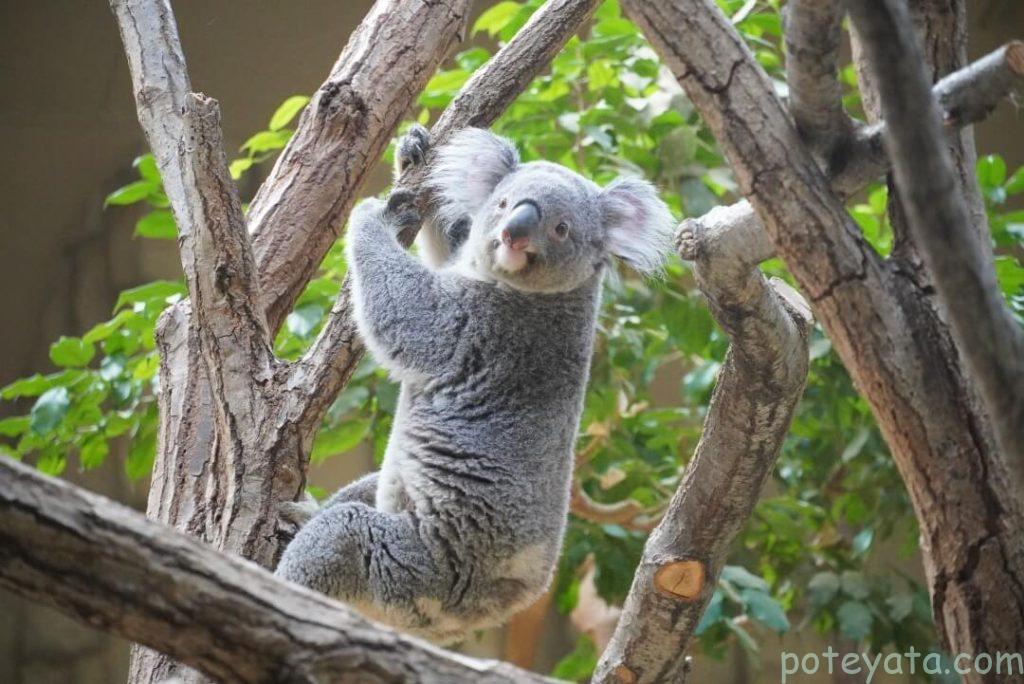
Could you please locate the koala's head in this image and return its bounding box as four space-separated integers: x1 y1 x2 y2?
427 128 675 293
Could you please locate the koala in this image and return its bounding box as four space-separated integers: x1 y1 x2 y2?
275 125 674 643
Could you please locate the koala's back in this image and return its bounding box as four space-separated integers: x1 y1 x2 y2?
376 274 601 635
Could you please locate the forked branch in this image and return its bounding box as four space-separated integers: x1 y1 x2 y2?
674 42 1024 266
847 0 1024 484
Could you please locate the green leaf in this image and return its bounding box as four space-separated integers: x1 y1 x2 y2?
836 600 873 641
105 179 158 206
472 1 522 36
741 589 789 633
2 373 64 399
720 565 770 592
133 154 161 182
37 449 66 476
79 434 109 469
286 304 324 339
82 310 134 345
1006 166 1024 194
886 592 914 622
0 415 30 437
115 280 186 312
694 590 724 635
851 527 874 555
807 571 840 607
840 570 870 599
977 154 1007 189
240 130 293 155
229 157 255 180
311 419 370 463
30 387 70 435
49 336 95 368
550 635 597 681
135 210 177 239
268 95 310 131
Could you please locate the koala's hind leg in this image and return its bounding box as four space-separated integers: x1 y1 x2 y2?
275 502 439 627
322 472 379 509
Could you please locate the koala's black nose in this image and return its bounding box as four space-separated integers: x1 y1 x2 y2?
501 201 541 250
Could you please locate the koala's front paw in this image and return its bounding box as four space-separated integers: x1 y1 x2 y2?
395 123 431 176
385 189 422 237
350 197 387 228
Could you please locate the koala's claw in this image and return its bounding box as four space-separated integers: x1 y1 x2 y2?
396 123 431 175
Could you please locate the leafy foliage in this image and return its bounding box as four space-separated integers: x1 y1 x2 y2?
2 0 1022 680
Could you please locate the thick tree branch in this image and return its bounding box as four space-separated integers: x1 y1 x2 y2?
847 0 1024 491
247 0 473 334
676 42 1024 265
0 458 553 684
593 220 812 684
288 0 602 435
114 4 477 680
625 0 1024 666
784 0 854 164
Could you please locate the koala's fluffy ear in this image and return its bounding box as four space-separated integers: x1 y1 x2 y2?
600 177 675 275
427 128 519 226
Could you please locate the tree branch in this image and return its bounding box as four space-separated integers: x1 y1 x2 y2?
0 458 553 684
847 0 1024 490
676 42 1024 265
288 0 602 436
624 0 1024 664
593 216 813 683
247 0 474 335
784 0 854 163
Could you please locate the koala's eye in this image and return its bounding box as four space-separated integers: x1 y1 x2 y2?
552 221 570 241
497 198 508 209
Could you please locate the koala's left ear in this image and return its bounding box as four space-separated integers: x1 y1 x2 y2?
600 177 675 275
427 128 519 227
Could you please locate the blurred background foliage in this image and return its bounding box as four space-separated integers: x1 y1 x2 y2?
2 0 1022 680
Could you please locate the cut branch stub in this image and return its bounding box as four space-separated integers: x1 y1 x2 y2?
653 559 705 601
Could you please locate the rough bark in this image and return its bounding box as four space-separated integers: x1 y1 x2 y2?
592 222 813 683
848 0 1024 491
0 458 553 684
783 0 854 166
623 0 1024 675
109 1 600 680
110 0 472 680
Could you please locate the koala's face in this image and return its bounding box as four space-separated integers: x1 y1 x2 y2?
465 162 604 292
428 129 674 294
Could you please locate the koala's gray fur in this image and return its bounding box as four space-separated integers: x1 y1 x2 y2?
275 125 674 643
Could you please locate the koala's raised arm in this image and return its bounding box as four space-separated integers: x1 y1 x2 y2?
344 194 468 379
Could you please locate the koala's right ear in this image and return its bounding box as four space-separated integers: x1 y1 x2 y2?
427 128 519 226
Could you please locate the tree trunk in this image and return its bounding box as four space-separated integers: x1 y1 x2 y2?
621 1 1024 678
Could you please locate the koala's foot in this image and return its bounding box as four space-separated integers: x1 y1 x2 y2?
395 123 431 176
279 492 320 527
675 219 700 262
